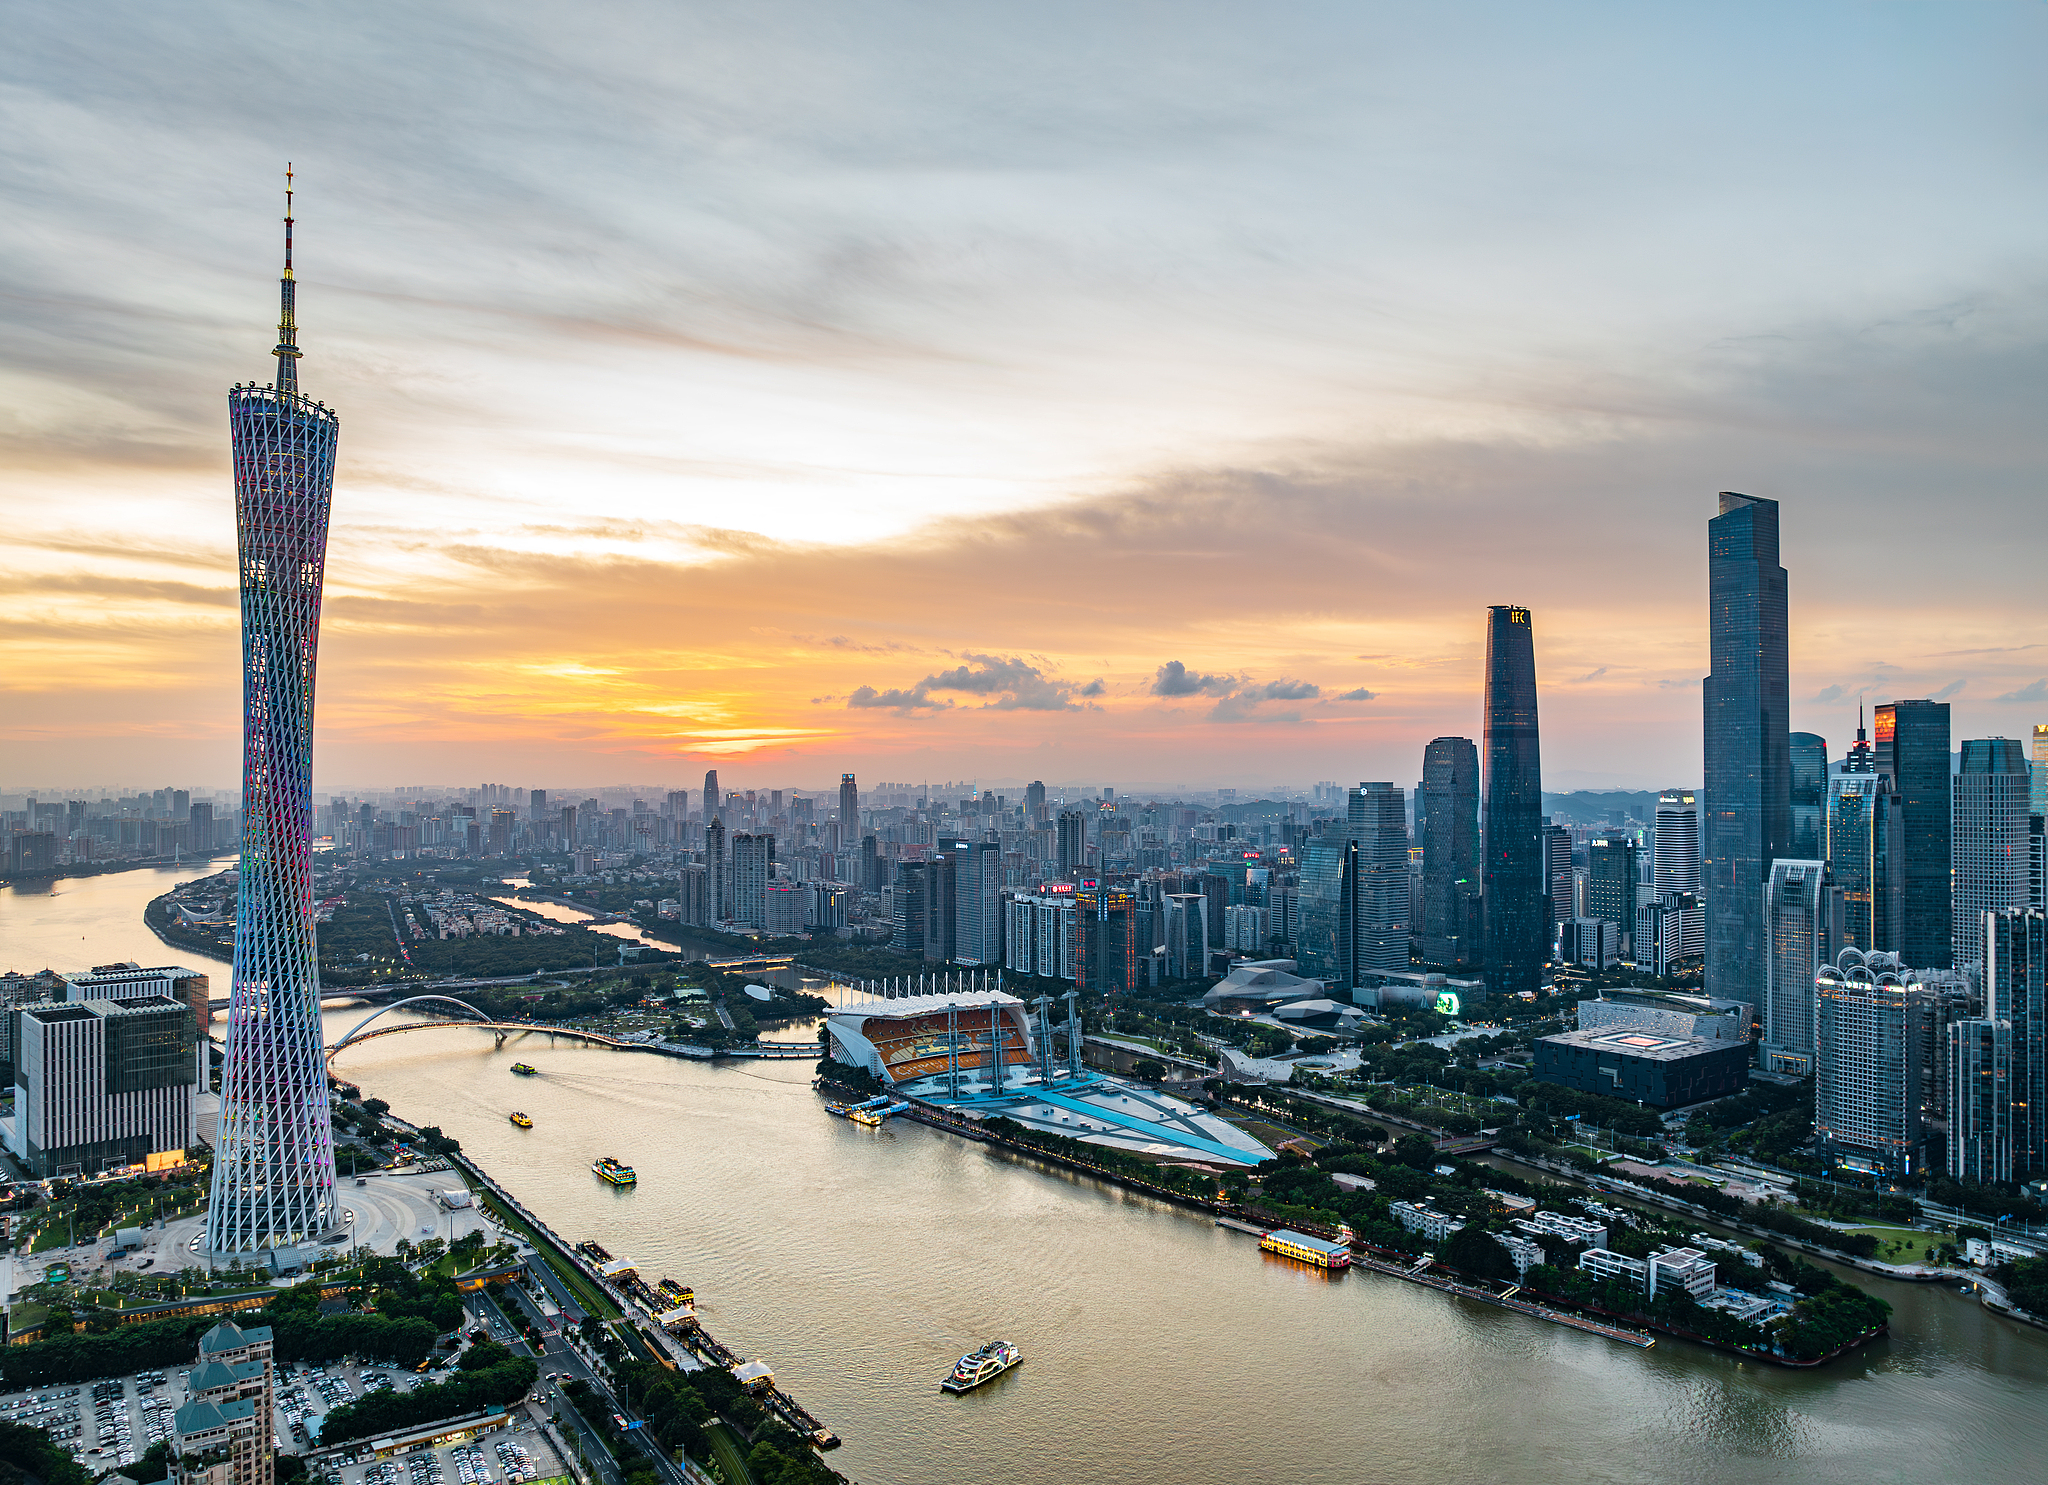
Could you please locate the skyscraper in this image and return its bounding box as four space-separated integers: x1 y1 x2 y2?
2032 724 2048 820
1653 789 1704 968
954 838 1002 965
1828 765 1903 953
1985 908 2046 1176
729 833 774 929
1025 779 1047 823
1543 820 1574 940
1762 858 1834 1073
1814 949 1926 1176
1056 810 1087 876
1875 699 1952 968
1482 605 1544 998
703 769 721 823
1954 738 2032 972
1420 737 1481 969
1584 835 1637 952
1350 782 1410 973
1296 834 1357 986
706 817 728 922
208 177 340 1259
838 773 859 837
1703 492 1789 1011
1789 731 1828 861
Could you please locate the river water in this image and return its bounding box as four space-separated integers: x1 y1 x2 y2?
6 871 2048 1484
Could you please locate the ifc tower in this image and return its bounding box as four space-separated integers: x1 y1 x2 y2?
205 171 342 1262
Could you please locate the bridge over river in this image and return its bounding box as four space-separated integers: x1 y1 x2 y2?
321 996 817 1061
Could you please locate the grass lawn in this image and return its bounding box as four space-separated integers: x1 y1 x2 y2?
702 1422 755 1485
1844 1224 1946 1264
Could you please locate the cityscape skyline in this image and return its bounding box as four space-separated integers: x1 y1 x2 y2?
3 6 2046 787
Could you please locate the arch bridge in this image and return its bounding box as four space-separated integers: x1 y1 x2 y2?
324 995 637 1059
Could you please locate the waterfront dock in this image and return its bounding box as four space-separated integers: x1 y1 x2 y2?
1213 1217 1656 1349
1351 1253 1657 1347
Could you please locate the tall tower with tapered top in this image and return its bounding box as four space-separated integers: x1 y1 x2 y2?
206 170 341 1262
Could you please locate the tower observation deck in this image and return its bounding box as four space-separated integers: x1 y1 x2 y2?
206 170 342 1261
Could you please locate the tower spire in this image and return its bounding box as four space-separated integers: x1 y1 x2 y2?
274 163 302 394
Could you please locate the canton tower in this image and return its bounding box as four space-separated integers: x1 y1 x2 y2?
206 171 341 1260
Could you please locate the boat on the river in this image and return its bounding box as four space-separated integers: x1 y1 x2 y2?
510 1063 538 1076
941 1339 1022 1393
509 1112 533 1128
592 1156 637 1187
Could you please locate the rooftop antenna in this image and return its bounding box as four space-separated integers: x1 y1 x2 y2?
273 163 303 394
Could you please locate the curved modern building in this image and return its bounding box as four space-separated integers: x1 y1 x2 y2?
206 178 341 1261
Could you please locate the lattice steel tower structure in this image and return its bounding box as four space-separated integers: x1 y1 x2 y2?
206 171 341 1260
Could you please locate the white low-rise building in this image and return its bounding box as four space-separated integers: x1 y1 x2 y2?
1391 1201 1465 1242
1519 1210 1609 1249
1495 1231 1545 1275
1578 1247 1650 1290
1649 1247 1717 1300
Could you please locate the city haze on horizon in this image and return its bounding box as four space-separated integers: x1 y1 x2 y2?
4 3 2046 791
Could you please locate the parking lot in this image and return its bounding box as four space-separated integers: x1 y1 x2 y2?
1 1366 185 1471
318 1418 567 1485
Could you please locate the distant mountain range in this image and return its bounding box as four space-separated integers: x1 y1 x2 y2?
1542 789 1679 824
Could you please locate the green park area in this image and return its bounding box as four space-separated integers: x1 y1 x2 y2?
1844 1225 1945 1264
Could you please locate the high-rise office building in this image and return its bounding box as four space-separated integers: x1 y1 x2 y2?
1814 949 1927 1176
1985 907 2046 1176
1420 737 1481 969
189 802 216 853
531 788 550 823
1954 738 2032 972
1828 767 1903 953
1874 699 1952 968
703 769 721 823
1703 492 1790 1011
1296 835 1357 987
729 833 775 929
5 997 198 1177
1025 780 1047 823
1653 790 1704 968
705 818 728 922
1076 884 1138 995
209 180 339 1260
954 838 1001 965
1351 782 1410 973
839 773 859 835
1585 836 1638 953
2032 725 2048 820
1163 893 1210 979
1762 859 1836 1073
1789 731 1828 861
1056 810 1087 876
1543 821 1574 940
1948 1016 2014 1184
1482 605 1545 997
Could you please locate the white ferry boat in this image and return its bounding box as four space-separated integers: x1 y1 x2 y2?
941 1339 1023 1393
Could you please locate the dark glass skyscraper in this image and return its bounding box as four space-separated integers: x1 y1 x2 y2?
1875 699 1953 968
1789 730 1828 861
1420 737 1481 969
1482 606 1544 997
1703 492 1789 1009
208 178 340 1259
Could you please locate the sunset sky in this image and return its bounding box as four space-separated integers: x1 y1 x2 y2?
4 2 2045 795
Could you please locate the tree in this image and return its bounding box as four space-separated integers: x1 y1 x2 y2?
1443 1224 1518 1283
1393 1134 1438 1170
1130 1059 1166 1083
